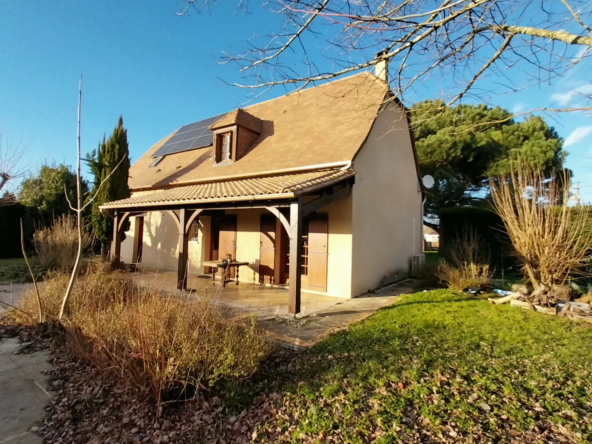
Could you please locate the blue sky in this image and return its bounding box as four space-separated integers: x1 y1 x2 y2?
1 0 591 202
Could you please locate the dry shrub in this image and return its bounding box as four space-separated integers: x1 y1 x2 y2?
438 226 492 290
490 161 592 288
33 215 92 272
16 268 271 404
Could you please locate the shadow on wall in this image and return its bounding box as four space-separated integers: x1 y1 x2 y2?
143 212 179 270
152 149 212 188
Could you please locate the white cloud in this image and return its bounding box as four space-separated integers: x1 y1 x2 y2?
551 83 592 107
512 102 526 114
564 126 592 147
572 46 591 62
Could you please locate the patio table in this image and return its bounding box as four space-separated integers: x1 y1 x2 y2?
203 260 249 288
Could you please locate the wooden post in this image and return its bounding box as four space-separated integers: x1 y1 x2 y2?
111 209 121 267
288 199 303 315
177 208 189 290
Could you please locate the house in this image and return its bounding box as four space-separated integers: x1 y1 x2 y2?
424 225 440 251
100 68 423 314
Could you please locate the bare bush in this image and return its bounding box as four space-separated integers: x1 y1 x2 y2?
490 162 592 289
32 215 92 272
438 226 492 290
15 268 271 405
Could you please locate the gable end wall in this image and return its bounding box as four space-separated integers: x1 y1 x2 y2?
351 102 422 296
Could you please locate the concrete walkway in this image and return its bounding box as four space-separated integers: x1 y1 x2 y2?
257 280 420 348
0 338 51 444
0 284 31 315
131 268 420 348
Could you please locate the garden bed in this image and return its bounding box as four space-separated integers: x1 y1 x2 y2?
4 289 592 443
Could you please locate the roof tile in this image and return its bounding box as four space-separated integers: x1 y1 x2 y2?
101 168 354 209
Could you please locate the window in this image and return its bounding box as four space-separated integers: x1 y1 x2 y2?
221 133 232 161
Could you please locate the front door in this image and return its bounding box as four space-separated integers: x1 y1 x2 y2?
259 215 276 284
216 216 237 278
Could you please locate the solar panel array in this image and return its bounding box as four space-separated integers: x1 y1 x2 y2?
151 114 226 158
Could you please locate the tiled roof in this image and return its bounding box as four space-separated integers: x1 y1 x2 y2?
100 168 354 209
210 109 263 133
128 72 388 190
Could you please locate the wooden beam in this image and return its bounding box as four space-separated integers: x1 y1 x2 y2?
103 200 293 215
301 182 352 216
118 211 132 231
185 209 203 234
265 206 291 234
177 208 189 290
166 210 181 232
288 199 303 315
111 209 122 267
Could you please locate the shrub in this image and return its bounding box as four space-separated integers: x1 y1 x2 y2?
15 267 271 404
32 215 92 272
417 261 442 288
437 226 492 290
490 162 592 288
439 206 516 272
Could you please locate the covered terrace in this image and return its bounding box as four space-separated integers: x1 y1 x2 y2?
100 167 355 315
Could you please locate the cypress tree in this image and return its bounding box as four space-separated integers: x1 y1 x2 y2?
89 116 131 257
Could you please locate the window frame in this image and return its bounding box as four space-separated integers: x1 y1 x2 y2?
221 132 232 161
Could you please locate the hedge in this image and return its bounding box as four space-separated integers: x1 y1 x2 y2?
438 206 517 273
0 203 25 258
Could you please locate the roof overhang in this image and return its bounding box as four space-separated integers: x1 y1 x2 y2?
100 168 355 211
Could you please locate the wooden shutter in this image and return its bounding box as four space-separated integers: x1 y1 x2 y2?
306 215 328 292
218 217 237 277
259 215 276 284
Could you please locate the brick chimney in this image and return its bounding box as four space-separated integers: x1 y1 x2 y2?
374 50 388 82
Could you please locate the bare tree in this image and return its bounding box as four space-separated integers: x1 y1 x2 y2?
0 133 28 206
490 160 592 291
181 0 592 112
58 77 125 321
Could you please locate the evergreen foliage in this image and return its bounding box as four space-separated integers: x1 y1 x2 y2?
87 116 131 247
18 163 89 226
410 100 565 217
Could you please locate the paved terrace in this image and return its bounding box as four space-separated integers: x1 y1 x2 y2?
129 268 421 348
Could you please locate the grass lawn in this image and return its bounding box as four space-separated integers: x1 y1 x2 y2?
0 258 40 284
240 290 592 442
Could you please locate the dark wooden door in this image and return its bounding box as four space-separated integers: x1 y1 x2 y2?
259 215 276 284
133 216 144 263
218 217 237 277
306 215 328 292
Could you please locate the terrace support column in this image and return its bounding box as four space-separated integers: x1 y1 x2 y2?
288 199 303 315
111 209 122 267
177 208 189 290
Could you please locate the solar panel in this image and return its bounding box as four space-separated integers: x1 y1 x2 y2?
151 114 226 158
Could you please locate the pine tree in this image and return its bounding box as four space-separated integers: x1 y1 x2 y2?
88 116 131 257
410 101 565 219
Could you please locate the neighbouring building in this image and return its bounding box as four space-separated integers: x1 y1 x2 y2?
424 225 440 251
100 69 423 314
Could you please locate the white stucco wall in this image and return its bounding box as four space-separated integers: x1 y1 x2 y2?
315 194 353 298
121 204 354 298
350 102 422 296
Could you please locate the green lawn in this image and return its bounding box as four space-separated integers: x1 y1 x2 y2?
240 290 592 442
0 258 42 284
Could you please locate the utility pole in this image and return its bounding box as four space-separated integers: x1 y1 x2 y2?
574 182 581 207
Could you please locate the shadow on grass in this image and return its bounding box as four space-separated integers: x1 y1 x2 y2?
212 289 592 443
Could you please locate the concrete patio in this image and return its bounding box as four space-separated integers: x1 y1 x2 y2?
129 268 421 348
0 338 51 444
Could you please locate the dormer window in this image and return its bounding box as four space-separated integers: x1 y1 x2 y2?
210 109 263 165
221 133 232 161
